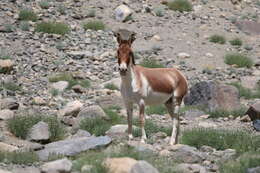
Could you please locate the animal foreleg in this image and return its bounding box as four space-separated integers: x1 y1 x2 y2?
139 100 147 143
126 103 133 140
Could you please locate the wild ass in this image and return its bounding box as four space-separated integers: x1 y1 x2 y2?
114 29 188 145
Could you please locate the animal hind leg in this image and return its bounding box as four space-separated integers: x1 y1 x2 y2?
139 100 147 143
165 97 177 145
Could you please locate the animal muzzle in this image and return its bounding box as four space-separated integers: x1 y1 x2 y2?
119 63 127 75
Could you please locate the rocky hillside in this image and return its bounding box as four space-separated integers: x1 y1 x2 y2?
0 0 260 172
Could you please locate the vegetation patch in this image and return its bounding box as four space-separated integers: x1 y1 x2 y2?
0 151 39 164
35 22 70 35
73 146 175 173
209 34 226 44
145 104 167 115
154 7 165 17
167 0 193 12
0 82 22 92
104 83 119 90
20 21 30 31
48 73 90 89
220 151 260 173
57 4 66 15
229 82 260 99
181 128 260 154
0 49 11 60
19 9 37 22
39 0 51 9
229 38 243 46
8 115 65 141
140 57 164 68
208 107 247 118
224 53 253 68
83 20 105 31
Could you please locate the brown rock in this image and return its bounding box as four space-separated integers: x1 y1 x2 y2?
246 102 260 121
103 157 137 173
235 20 260 35
0 60 14 73
0 142 18 152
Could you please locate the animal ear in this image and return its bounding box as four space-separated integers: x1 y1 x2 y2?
113 31 121 44
130 32 136 44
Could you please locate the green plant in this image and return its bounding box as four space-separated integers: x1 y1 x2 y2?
181 128 260 154
140 57 164 68
0 49 11 59
35 22 70 35
39 0 51 9
209 34 226 44
167 0 192 12
3 24 15 33
57 4 66 15
0 82 21 92
20 21 30 31
145 105 167 115
154 7 165 17
220 151 260 173
19 9 37 21
224 53 253 68
208 107 247 118
8 115 65 141
83 20 105 31
229 82 260 99
50 88 60 96
229 38 243 46
0 151 39 164
104 83 119 90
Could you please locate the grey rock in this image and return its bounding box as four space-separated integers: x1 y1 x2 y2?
96 93 124 109
27 121 50 142
130 160 159 173
184 81 240 111
71 129 91 138
212 149 236 161
115 5 133 22
168 144 205 163
183 109 205 119
241 76 260 90
59 100 83 117
0 109 14 120
37 136 111 161
0 98 19 110
52 81 69 92
106 124 128 135
0 169 12 173
247 166 260 173
12 167 41 173
246 102 260 121
67 51 93 59
0 59 14 73
78 105 107 119
235 20 260 35
253 120 260 131
174 163 207 173
41 158 72 173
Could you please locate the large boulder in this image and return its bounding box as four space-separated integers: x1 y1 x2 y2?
0 142 18 152
0 109 14 120
41 158 72 173
184 81 240 111
58 100 83 117
115 5 133 22
78 105 107 119
130 160 159 173
247 166 260 173
241 76 260 90
51 81 69 92
253 120 260 131
0 98 19 110
173 163 206 173
103 157 137 173
246 102 260 121
36 136 111 161
27 121 50 142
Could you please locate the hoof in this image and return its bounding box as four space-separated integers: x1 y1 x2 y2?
140 139 146 144
128 134 133 140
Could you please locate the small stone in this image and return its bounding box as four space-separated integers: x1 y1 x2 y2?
240 114 251 122
106 124 128 136
52 81 69 92
0 142 18 152
205 53 213 57
246 102 260 121
72 84 85 93
0 59 14 73
78 105 107 119
33 97 46 106
198 121 217 128
174 163 207 173
0 98 19 110
71 129 91 138
103 157 137 173
178 52 191 59
0 109 14 120
27 121 50 142
67 51 93 59
253 120 260 131
151 35 162 41
59 100 83 117
81 165 93 173
41 158 72 173
159 149 171 156
115 5 133 22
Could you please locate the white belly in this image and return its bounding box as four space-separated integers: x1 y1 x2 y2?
144 90 172 105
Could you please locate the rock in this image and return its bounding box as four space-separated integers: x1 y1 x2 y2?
59 100 83 117
103 157 137 173
102 78 121 90
33 97 47 106
240 114 251 122
253 120 260 131
37 136 111 161
0 109 14 120
212 149 236 161
96 93 124 109
241 76 260 90
130 160 159 173
27 121 50 142
0 98 19 110
106 124 128 136
78 105 107 119
72 84 84 93
0 169 12 173
177 52 191 59
12 167 41 173
198 121 217 128
235 20 260 35
41 158 72 173
183 109 205 119
167 144 205 163
247 166 260 173
115 5 133 22
67 51 93 59
184 81 240 111
51 81 69 92
0 59 14 73
71 129 91 138
81 165 93 173
174 163 207 173
246 102 260 121
151 35 162 41
0 142 18 152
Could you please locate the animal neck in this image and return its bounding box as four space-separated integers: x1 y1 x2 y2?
120 63 136 85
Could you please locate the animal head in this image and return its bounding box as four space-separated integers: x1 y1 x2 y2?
114 29 136 75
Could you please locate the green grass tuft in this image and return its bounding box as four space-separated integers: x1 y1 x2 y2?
208 107 247 118
20 21 30 31
145 105 167 115
154 7 165 17
0 151 39 164
181 128 260 154
19 9 38 22
229 82 260 99
224 53 253 68
104 83 119 90
209 34 226 44
57 4 66 15
140 57 164 68
8 115 65 141
83 20 105 31
220 151 260 173
229 38 243 46
0 82 21 92
167 0 192 12
35 22 70 35
39 0 51 9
